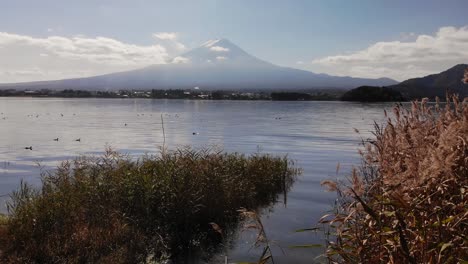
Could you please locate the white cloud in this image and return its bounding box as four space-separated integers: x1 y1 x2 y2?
210 46 229 52
309 26 468 81
152 32 178 41
172 56 190 64
172 42 186 52
216 56 227 61
0 32 187 83
296 61 304 65
152 32 186 54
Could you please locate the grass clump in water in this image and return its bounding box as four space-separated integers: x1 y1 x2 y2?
321 96 468 263
0 148 298 263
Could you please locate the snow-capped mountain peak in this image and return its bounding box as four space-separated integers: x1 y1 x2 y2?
201 39 221 47
177 38 266 66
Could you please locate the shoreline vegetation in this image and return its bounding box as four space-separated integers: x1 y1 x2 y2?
320 95 468 263
0 148 299 263
2 87 461 102
341 86 405 102
0 88 346 101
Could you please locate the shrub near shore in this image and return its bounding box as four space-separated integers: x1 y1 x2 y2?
0 148 299 263
322 96 468 263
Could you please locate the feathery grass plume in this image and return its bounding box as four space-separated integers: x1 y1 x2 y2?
321 96 468 263
0 147 299 263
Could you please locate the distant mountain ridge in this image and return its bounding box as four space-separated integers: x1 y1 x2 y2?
389 64 468 98
0 38 398 91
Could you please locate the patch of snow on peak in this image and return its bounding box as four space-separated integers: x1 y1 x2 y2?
210 46 229 52
201 39 220 47
216 56 228 61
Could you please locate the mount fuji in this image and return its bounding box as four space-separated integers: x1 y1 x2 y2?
0 39 398 90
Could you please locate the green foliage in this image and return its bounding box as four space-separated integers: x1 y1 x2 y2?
1 148 298 263
341 86 405 102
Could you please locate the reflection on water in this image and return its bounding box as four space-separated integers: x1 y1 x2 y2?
0 97 394 263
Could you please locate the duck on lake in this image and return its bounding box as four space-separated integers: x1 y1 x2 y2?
24 146 32 150
53 138 59 141
75 138 81 142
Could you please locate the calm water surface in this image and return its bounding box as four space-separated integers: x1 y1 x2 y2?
0 98 394 263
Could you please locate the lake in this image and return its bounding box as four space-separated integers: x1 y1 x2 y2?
0 97 393 263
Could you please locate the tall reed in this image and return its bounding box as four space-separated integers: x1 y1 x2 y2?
0 148 299 263
322 96 468 263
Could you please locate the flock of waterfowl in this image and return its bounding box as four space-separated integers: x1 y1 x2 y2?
23 137 81 151
0 112 199 151
7 113 85 150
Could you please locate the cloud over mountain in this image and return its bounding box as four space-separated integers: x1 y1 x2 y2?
152 32 186 53
310 26 468 81
0 32 183 82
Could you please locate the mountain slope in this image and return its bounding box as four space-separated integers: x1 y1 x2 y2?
389 64 468 98
0 39 398 90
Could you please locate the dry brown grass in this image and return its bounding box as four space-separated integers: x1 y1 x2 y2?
322 95 468 263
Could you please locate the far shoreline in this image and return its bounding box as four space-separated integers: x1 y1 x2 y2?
0 88 409 102
0 89 344 101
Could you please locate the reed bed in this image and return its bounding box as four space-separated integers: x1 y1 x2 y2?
321 95 468 263
0 148 298 263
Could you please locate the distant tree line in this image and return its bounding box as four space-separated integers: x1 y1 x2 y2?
341 86 406 102
271 92 340 101
0 87 409 102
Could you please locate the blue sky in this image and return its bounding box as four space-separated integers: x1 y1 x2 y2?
1 0 468 82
